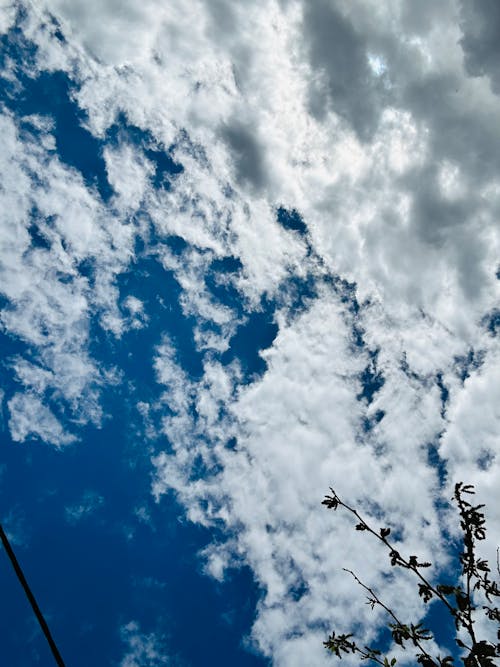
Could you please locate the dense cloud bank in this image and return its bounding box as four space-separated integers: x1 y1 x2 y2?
1 1 500 664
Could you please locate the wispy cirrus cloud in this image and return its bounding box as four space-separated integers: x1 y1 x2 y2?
119 621 175 667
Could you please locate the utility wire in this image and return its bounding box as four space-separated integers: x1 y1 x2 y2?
0 524 66 667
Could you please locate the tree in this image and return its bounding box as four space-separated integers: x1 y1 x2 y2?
321 482 500 666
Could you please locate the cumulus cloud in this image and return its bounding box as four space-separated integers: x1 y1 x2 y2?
3 1 500 664
220 119 268 191
0 0 16 34
152 286 453 664
41 0 167 65
8 392 76 446
302 0 389 140
0 110 108 440
459 0 500 93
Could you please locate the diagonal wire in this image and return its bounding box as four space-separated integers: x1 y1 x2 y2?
0 524 66 667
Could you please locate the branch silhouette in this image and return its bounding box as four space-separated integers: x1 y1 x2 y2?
322 483 500 666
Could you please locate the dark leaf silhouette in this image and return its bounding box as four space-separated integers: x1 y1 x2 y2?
322 482 500 666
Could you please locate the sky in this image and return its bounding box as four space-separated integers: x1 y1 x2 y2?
0 1 499 665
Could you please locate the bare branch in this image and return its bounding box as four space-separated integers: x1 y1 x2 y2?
322 482 500 667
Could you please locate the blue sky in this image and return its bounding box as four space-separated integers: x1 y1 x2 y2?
1 1 500 666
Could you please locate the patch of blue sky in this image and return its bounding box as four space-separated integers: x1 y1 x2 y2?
453 347 485 384
435 372 450 421
0 407 266 666
357 349 385 405
9 73 111 201
0 19 269 667
275 272 319 322
276 206 308 237
105 112 183 191
419 507 463 663
481 307 500 336
115 255 204 382
1 233 267 663
26 208 54 252
427 440 449 491
221 302 278 380
1 19 112 201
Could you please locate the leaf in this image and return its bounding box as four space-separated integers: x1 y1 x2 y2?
389 550 401 566
323 630 358 657
322 492 339 510
417 656 438 667
418 583 433 603
473 640 496 657
322 479 497 666
455 592 468 612
409 555 431 569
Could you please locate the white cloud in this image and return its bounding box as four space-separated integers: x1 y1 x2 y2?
0 111 102 424
151 287 455 664
0 102 136 441
44 0 169 65
439 342 500 568
104 144 155 212
12 357 55 394
32 0 500 330
3 2 500 663
119 621 172 667
0 0 16 34
8 392 76 446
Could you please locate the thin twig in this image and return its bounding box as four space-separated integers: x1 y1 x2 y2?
343 568 436 662
328 490 458 618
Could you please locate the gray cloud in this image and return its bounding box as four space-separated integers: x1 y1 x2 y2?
302 0 388 141
323 6 500 301
400 0 455 35
395 73 500 298
460 0 500 93
406 165 475 246
300 0 500 297
220 120 267 191
402 163 488 300
205 0 238 37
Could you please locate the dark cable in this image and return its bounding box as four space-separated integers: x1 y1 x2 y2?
0 524 66 667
